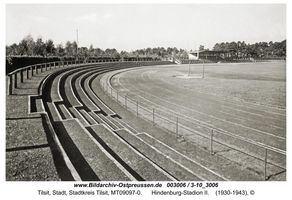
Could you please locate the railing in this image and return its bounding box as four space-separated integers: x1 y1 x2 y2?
6 58 172 96
101 74 286 181
6 59 130 95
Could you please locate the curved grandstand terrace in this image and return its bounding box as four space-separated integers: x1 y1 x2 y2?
6 60 286 181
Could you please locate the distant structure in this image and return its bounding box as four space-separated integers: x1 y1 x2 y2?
188 50 233 61
188 51 199 60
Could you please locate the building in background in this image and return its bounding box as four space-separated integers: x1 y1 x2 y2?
188 50 234 61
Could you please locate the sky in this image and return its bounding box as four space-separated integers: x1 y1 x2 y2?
6 4 286 51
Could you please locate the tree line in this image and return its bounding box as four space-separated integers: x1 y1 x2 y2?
6 35 121 59
212 40 286 59
6 34 286 60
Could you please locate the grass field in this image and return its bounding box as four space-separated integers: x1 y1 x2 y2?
109 61 286 180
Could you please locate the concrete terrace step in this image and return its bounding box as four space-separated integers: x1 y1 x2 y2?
50 64 95 103
137 133 226 181
97 113 121 130
88 112 120 131
140 131 261 181
29 96 45 113
115 119 139 134
78 66 122 111
68 107 89 126
79 109 97 125
88 111 104 124
108 117 125 129
51 72 64 102
87 124 174 181
35 98 45 112
115 129 202 181
46 102 62 122
75 71 101 112
85 73 117 116
63 72 83 107
55 119 132 181
55 103 73 120
57 65 98 107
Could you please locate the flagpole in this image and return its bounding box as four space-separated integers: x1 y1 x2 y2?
76 29 79 60
188 56 191 76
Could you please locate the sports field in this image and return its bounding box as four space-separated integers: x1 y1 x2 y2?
108 61 286 180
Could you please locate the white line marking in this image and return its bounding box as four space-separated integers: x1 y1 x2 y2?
129 65 285 116
117 72 285 141
105 68 286 154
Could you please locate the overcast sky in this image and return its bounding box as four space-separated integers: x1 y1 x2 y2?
6 4 286 51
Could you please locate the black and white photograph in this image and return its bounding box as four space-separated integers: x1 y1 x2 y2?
2 0 290 199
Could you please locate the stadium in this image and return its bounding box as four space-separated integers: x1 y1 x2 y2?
6 56 286 181
5 4 286 182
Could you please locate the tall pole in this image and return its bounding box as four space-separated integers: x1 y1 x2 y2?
188 59 191 76
264 148 268 180
76 29 79 61
202 59 205 79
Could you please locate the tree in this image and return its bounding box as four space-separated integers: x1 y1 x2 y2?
22 34 35 55
18 34 35 56
88 44 94 57
94 48 104 57
104 48 119 58
6 43 19 56
55 44 65 57
6 34 286 60
120 50 129 58
65 41 73 56
45 39 55 56
72 41 78 57
79 47 89 58
273 40 286 57
34 37 46 56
